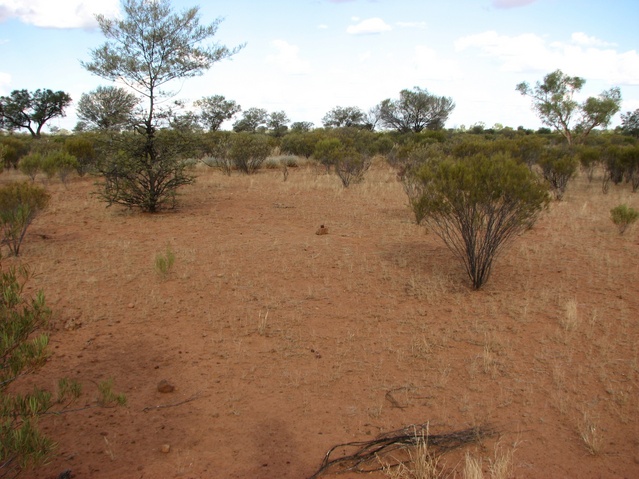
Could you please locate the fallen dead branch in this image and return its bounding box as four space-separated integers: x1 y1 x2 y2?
142 392 204 412
308 423 495 479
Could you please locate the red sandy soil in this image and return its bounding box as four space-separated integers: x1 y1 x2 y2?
5 161 638 479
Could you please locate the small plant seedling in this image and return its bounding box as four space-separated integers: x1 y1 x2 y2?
154 245 176 278
610 204 639 234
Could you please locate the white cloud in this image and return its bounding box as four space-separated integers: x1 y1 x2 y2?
492 0 537 8
346 17 392 35
266 40 311 75
412 46 463 81
317 24 329 30
455 30 639 85
570 32 615 48
0 0 120 29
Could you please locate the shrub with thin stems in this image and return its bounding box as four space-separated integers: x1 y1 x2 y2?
610 204 639 234
335 148 371 187
538 146 579 200
414 152 550 289
44 150 80 186
0 182 49 256
18 153 43 181
228 133 271 175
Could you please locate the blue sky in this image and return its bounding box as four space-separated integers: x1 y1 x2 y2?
1 0 638 132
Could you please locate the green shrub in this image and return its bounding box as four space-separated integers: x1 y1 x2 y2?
18 153 43 181
0 262 126 478
538 147 579 200
335 148 371 187
0 182 50 256
414 152 549 289
229 133 271 175
63 135 98 176
313 138 342 173
610 204 639 234
40 150 79 185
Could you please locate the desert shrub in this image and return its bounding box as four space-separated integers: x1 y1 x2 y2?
43 150 79 185
95 131 195 212
610 204 639 234
0 136 31 169
18 153 43 181
0 262 125 478
63 135 98 176
538 147 579 200
201 132 234 175
229 133 271 175
313 138 342 173
280 132 320 159
414 152 549 289
577 145 601 182
601 145 626 193
335 148 371 187
620 145 639 192
0 262 53 477
0 182 49 256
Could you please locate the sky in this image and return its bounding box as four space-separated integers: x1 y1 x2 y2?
0 0 638 132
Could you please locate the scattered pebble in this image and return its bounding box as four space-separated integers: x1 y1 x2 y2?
157 380 175 393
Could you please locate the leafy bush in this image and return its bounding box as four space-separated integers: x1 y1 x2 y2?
96 131 195 212
335 148 371 187
229 133 271 174
43 150 80 185
414 152 549 289
18 153 43 181
313 138 342 173
610 204 639 234
538 147 579 200
0 182 50 256
63 135 98 176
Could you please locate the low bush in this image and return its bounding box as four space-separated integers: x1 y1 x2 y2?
610 204 639 234
0 182 50 256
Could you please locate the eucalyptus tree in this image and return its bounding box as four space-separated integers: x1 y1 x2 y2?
516 69 621 145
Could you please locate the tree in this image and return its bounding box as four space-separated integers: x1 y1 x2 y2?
233 107 268 133
378 87 455 133
76 85 138 131
413 152 549 289
290 121 314 132
0 89 72 138
620 109 639 138
194 95 241 131
82 0 244 212
516 69 621 145
322 106 366 128
267 110 290 137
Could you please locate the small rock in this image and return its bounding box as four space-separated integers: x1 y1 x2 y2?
157 380 175 393
128 303 135 309
160 444 171 454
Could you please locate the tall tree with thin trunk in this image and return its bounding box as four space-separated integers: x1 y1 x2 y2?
82 0 244 212
516 69 621 145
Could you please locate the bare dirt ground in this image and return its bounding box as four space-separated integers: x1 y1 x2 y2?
6 160 639 478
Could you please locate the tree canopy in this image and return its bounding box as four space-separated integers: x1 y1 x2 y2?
378 87 455 133
194 95 242 132
516 69 621 145
0 89 72 137
76 85 139 131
